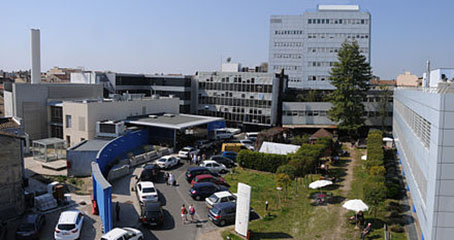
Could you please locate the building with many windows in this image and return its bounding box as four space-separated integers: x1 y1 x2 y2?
393 70 454 240
196 63 287 128
269 5 371 89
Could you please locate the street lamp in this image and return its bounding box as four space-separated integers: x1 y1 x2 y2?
276 187 282 209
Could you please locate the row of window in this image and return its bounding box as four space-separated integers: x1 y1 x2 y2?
284 110 392 117
289 77 302 83
199 96 272 109
307 33 369 39
394 100 431 149
273 53 302 59
200 110 272 125
307 18 369 25
274 42 304 47
307 47 369 54
203 76 264 84
308 75 330 81
199 82 273 93
272 65 302 71
274 30 303 35
308 61 336 67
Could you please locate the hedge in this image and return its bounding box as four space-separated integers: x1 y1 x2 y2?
237 150 289 173
366 130 384 169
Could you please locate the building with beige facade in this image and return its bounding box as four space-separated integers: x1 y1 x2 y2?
62 96 179 147
397 71 420 87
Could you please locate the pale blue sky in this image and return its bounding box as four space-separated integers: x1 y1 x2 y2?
1 0 453 79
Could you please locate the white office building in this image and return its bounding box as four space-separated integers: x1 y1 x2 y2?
269 5 371 89
393 69 454 240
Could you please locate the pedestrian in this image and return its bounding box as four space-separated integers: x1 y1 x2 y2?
189 204 196 222
115 202 120 222
193 153 198 166
197 155 201 165
168 172 175 186
202 153 206 161
361 223 372 240
164 172 169 185
181 204 188 224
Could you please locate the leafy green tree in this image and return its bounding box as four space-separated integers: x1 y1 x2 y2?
328 40 372 139
276 165 297 180
363 181 387 218
291 134 310 145
276 173 292 199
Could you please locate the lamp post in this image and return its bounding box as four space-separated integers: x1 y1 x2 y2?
276 187 282 209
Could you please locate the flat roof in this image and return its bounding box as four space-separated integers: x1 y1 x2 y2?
126 114 224 130
33 137 65 145
318 5 359 11
69 139 110 152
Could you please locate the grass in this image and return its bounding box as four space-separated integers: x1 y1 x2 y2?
343 148 407 240
223 167 343 240
32 174 92 195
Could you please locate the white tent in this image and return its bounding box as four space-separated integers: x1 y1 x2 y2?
342 199 369 212
309 180 333 189
259 141 300 155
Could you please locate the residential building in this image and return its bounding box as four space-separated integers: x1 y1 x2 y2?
70 71 196 114
0 132 25 219
3 82 103 141
62 95 179 147
196 62 288 128
269 5 371 89
397 71 420 87
393 70 454 240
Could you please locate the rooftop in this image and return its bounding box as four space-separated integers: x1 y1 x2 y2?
69 139 110 152
126 114 224 130
33 137 65 145
0 117 19 130
318 5 360 11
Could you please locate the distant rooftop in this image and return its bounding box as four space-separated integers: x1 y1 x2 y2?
69 139 110 152
318 5 360 11
126 113 224 130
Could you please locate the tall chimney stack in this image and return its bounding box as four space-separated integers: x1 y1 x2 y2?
31 29 41 84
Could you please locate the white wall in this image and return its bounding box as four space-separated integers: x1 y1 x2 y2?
429 69 454 88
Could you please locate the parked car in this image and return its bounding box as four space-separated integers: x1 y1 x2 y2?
185 167 217 183
240 139 255 150
178 147 200 159
199 160 228 174
208 202 254 226
221 151 238 161
101 227 143 240
191 174 230 187
189 182 228 201
139 202 164 227
54 210 84 240
138 164 161 182
136 181 159 205
245 132 259 142
195 140 213 150
15 212 45 240
213 128 234 140
206 191 237 208
156 155 180 169
209 155 235 168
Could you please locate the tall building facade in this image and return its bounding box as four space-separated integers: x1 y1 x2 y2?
393 75 454 240
269 5 371 89
197 64 287 128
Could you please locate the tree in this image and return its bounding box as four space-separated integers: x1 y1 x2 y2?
275 173 292 199
328 40 372 139
378 85 391 132
291 134 310 145
363 181 387 218
276 165 297 180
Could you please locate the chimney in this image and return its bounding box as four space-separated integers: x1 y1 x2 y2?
425 60 430 88
31 29 41 84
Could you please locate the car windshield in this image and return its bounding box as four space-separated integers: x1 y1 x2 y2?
143 187 156 193
183 147 192 151
158 158 167 162
58 224 76 230
18 223 34 231
208 195 219 203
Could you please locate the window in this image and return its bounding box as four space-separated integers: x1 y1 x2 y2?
66 136 71 146
65 115 72 128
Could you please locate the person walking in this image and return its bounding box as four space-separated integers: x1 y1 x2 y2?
168 172 175 186
189 204 196 223
181 204 188 224
115 202 120 222
164 172 169 185
192 153 198 166
197 155 201 165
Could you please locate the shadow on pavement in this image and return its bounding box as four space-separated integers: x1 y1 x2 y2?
250 231 293 239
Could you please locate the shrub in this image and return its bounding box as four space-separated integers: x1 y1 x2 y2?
386 182 402 199
237 150 289 173
276 165 297 180
291 134 310 145
390 224 404 233
369 166 386 177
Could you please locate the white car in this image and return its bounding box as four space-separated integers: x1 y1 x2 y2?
136 181 159 205
54 210 84 240
200 160 228 174
156 155 180 169
101 227 143 240
178 147 200 159
240 139 255 150
206 191 237 208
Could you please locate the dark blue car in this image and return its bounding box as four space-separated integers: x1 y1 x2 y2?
221 151 237 161
189 182 228 201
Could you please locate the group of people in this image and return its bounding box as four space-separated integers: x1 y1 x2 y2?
181 204 196 224
189 153 206 165
349 210 371 240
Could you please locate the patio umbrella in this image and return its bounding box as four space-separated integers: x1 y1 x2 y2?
361 155 367 161
309 180 333 190
342 199 369 212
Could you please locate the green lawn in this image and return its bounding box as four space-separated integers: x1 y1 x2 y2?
223 167 345 240
344 149 407 240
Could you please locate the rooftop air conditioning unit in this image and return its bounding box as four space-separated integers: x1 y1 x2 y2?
148 115 158 119
164 113 175 117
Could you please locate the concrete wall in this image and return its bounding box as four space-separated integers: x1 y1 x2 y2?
393 88 454 240
0 134 25 219
397 72 419 87
63 98 179 147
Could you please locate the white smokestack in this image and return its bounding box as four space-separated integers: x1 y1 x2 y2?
31 29 41 84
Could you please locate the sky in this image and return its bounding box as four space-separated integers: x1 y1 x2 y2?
1 0 453 80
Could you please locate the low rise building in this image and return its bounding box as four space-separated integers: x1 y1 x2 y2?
397 71 420 87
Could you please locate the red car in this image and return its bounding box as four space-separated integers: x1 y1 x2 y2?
191 174 230 187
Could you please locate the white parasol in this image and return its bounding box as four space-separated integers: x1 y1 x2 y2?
342 199 369 212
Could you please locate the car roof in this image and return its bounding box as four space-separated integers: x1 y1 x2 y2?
214 191 233 198
102 228 128 238
188 166 208 172
202 160 218 164
195 174 214 180
215 201 236 209
223 151 237 154
138 181 155 188
58 210 80 224
194 182 216 188
144 202 161 211
144 164 158 169
182 146 193 150
160 155 174 159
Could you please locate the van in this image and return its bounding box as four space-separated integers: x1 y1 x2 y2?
245 132 259 142
214 129 233 140
221 143 249 153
